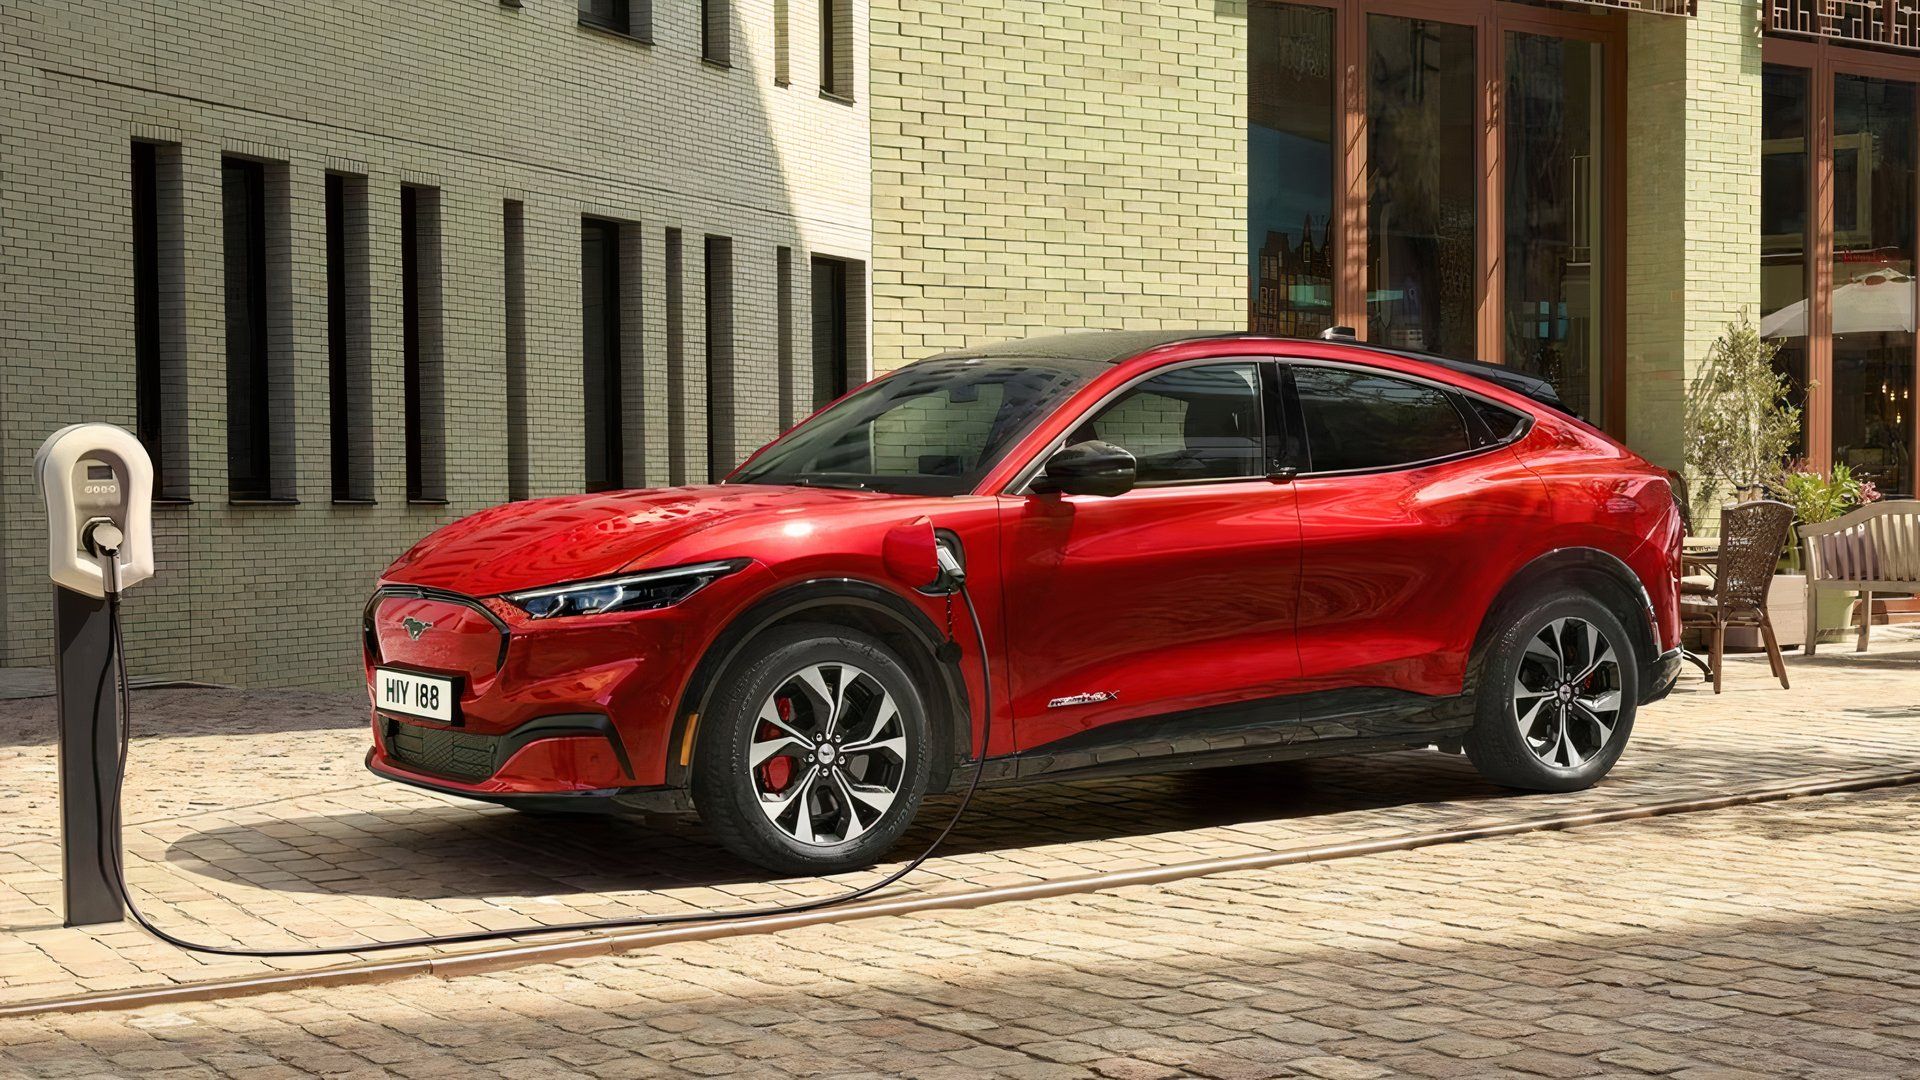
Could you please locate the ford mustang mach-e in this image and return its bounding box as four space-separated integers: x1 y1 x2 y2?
365 331 1684 873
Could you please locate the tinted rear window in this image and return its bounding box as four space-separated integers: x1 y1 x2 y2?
1294 366 1472 472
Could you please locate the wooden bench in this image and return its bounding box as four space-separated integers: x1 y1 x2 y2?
1800 499 1920 654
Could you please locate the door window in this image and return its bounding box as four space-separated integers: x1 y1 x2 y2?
1071 363 1268 484
1293 366 1471 473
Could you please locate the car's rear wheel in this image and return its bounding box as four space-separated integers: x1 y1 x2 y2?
692 624 932 875
1464 589 1638 792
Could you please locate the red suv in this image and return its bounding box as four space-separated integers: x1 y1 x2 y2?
365 331 1683 874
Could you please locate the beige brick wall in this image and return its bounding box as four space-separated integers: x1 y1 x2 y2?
0 0 869 686
868 0 1247 372
1625 0 1764 474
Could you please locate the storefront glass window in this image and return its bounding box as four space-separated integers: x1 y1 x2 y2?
1367 16 1477 359
1504 33 1604 422
1831 74 1916 497
1760 66 1810 463
1248 3 1335 338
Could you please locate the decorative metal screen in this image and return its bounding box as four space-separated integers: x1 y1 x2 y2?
1553 0 1694 13
1771 1 1920 50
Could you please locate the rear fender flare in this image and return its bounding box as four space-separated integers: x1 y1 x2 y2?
1469 546 1659 696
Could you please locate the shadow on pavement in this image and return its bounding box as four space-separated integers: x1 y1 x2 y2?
156 754 1515 901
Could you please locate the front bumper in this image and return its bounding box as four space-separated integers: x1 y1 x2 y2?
367 711 634 795
362 572 763 795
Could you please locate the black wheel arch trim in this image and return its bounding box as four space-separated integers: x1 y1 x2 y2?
665 577 975 792
1472 546 1663 702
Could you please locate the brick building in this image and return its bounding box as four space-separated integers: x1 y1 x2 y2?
7 0 1920 686
870 0 1920 505
0 0 870 685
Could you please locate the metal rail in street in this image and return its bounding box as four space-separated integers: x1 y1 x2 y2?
6 767 1918 1019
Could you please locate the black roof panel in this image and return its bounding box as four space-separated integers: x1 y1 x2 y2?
926 329 1574 417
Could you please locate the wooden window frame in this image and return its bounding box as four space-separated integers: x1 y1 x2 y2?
1257 0 1627 435
1762 33 1920 486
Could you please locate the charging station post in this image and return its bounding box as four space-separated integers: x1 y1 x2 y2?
53 584 123 926
35 423 156 929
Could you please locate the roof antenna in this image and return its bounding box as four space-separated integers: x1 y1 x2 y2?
1320 326 1358 341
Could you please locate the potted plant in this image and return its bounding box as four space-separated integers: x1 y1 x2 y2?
1683 314 1805 648
1684 313 1802 507
1772 461 1883 644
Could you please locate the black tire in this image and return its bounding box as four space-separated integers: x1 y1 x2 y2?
691 623 932 875
1464 588 1638 792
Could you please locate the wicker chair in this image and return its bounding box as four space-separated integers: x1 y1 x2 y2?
1681 499 1795 693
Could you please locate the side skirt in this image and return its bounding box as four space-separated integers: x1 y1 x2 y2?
945 687 1478 791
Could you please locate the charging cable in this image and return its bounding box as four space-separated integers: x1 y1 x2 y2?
88 544 995 957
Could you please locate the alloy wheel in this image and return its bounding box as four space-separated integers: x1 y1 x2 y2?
748 661 909 847
1511 616 1623 769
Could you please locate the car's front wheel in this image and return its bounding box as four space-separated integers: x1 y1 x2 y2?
1464 590 1638 792
692 624 932 875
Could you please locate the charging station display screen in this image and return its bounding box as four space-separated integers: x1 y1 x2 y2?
87 465 113 480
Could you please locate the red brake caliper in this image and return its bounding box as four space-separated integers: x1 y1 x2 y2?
757 696 796 793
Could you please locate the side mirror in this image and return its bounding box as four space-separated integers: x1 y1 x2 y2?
1033 440 1137 497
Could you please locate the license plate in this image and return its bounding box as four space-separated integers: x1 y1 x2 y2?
374 668 455 722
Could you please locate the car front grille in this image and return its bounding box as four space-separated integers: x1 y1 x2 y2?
385 719 497 782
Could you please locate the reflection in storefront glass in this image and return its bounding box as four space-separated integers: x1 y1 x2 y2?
1831 74 1915 497
1760 65 1810 463
1503 33 1603 423
1248 3 1334 339
1367 16 1477 360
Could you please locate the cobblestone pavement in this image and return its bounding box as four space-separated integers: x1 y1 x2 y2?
2 631 1917 1011
2 783 1916 1078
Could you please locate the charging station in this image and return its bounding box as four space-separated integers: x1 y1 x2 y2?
35 423 155 928
32 422 991 956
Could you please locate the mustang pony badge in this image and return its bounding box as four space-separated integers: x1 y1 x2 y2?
401 616 434 641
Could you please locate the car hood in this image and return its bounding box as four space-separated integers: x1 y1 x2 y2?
382 484 887 596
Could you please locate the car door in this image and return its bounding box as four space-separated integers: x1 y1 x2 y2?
997 359 1303 771
1285 361 1552 717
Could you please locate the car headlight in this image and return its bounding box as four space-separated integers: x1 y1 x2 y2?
504 560 747 619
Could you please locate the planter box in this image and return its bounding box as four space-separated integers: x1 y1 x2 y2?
1723 574 1854 651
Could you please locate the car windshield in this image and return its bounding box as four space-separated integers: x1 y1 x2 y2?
730 356 1103 495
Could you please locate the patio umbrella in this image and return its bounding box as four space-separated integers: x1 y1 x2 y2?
1760 269 1917 339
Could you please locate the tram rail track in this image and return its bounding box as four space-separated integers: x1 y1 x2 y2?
6 766 1918 1019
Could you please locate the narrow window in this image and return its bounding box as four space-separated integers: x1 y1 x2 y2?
702 0 730 65
810 256 849 407
579 0 626 30
223 158 273 499
135 143 187 500
774 0 791 86
402 185 446 502
777 246 795 427
583 219 624 492
1248 3 1334 338
810 255 864 408
820 0 851 98
326 174 373 503
579 0 649 39
505 201 529 500
704 236 734 481
666 229 688 485
133 143 165 491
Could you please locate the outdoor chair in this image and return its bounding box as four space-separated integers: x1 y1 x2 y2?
1680 499 1795 694
1800 499 1920 655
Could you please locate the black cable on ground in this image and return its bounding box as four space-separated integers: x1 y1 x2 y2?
91 555 996 957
